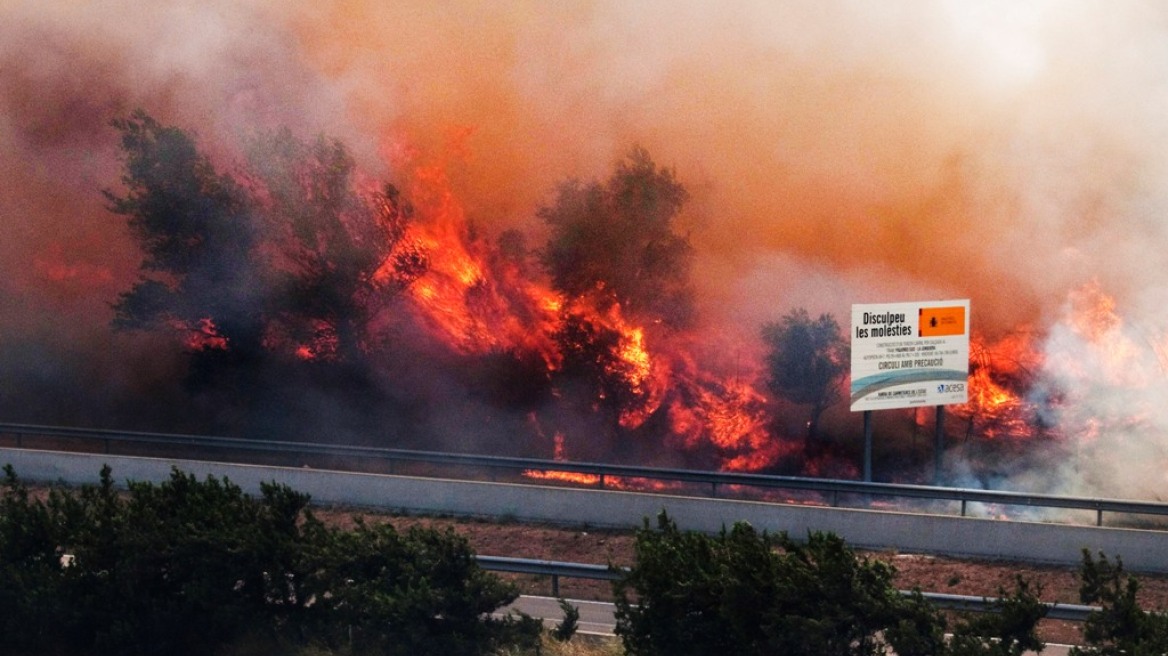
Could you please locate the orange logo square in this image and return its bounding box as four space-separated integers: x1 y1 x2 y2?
918 306 965 337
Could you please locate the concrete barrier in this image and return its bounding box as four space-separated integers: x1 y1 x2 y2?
3 447 1166 572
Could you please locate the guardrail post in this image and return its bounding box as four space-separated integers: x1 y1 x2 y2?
831 490 839 507
551 574 560 598
961 499 968 517
599 474 606 490
711 482 718 498
1097 509 1104 527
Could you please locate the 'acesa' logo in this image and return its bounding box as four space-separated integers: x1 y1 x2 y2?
937 383 965 394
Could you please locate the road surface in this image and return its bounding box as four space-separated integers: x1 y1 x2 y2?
502 595 1076 655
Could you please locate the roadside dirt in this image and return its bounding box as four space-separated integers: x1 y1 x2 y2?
318 506 1168 647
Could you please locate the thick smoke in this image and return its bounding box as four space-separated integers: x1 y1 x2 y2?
4 1 1168 498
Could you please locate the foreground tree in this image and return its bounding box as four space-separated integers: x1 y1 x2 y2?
614 511 1045 656
1071 550 1168 655
761 309 849 452
0 465 539 656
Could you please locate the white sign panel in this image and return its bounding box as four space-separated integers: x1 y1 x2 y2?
850 299 970 411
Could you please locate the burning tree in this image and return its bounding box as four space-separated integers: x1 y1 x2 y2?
245 128 414 364
104 112 425 436
105 110 267 361
529 147 699 459
102 113 818 474
761 309 849 454
538 146 695 330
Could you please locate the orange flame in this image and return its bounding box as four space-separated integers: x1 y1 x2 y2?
952 331 1042 441
377 161 563 366
365 134 818 477
177 317 228 351
1061 281 1161 387
666 361 787 471
380 152 797 475
604 309 666 429
523 433 602 485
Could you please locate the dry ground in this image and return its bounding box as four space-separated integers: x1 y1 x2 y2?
317 506 1168 647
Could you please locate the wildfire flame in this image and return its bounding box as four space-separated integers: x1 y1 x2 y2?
369 152 742 460
101 118 1168 490
1061 281 1163 388
522 432 603 486
952 330 1042 441
1034 281 1168 453
178 318 229 352
380 162 564 367
665 349 784 471
366 153 800 476
949 281 1168 456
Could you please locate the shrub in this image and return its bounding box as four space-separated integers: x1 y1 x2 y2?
613 511 1045 656
553 598 581 642
1071 550 1168 655
0 465 540 656
945 577 1046 656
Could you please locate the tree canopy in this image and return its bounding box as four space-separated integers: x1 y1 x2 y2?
538 146 695 330
0 464 539 656
105 109 266 358
761 309 849 447
105 112 419 368
614 511 1047 656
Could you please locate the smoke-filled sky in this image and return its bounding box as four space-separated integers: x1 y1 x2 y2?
7 1 1168 332
4 1 1168 498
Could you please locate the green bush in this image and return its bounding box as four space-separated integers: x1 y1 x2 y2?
552 598 581 642
0 464 540 656
945 576 1047 656
613 511 1045 656
1070 550 1168 655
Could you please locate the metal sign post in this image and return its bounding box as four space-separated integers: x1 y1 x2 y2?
934 405 945 485
863 410 873 482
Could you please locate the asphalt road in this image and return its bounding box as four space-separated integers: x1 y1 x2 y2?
501 595 1076 656
502 595 619 637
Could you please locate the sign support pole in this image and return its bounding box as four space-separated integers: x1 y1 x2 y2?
863 410 873 482
934 405 945 485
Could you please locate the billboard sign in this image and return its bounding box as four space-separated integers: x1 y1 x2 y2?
850 299 970 411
